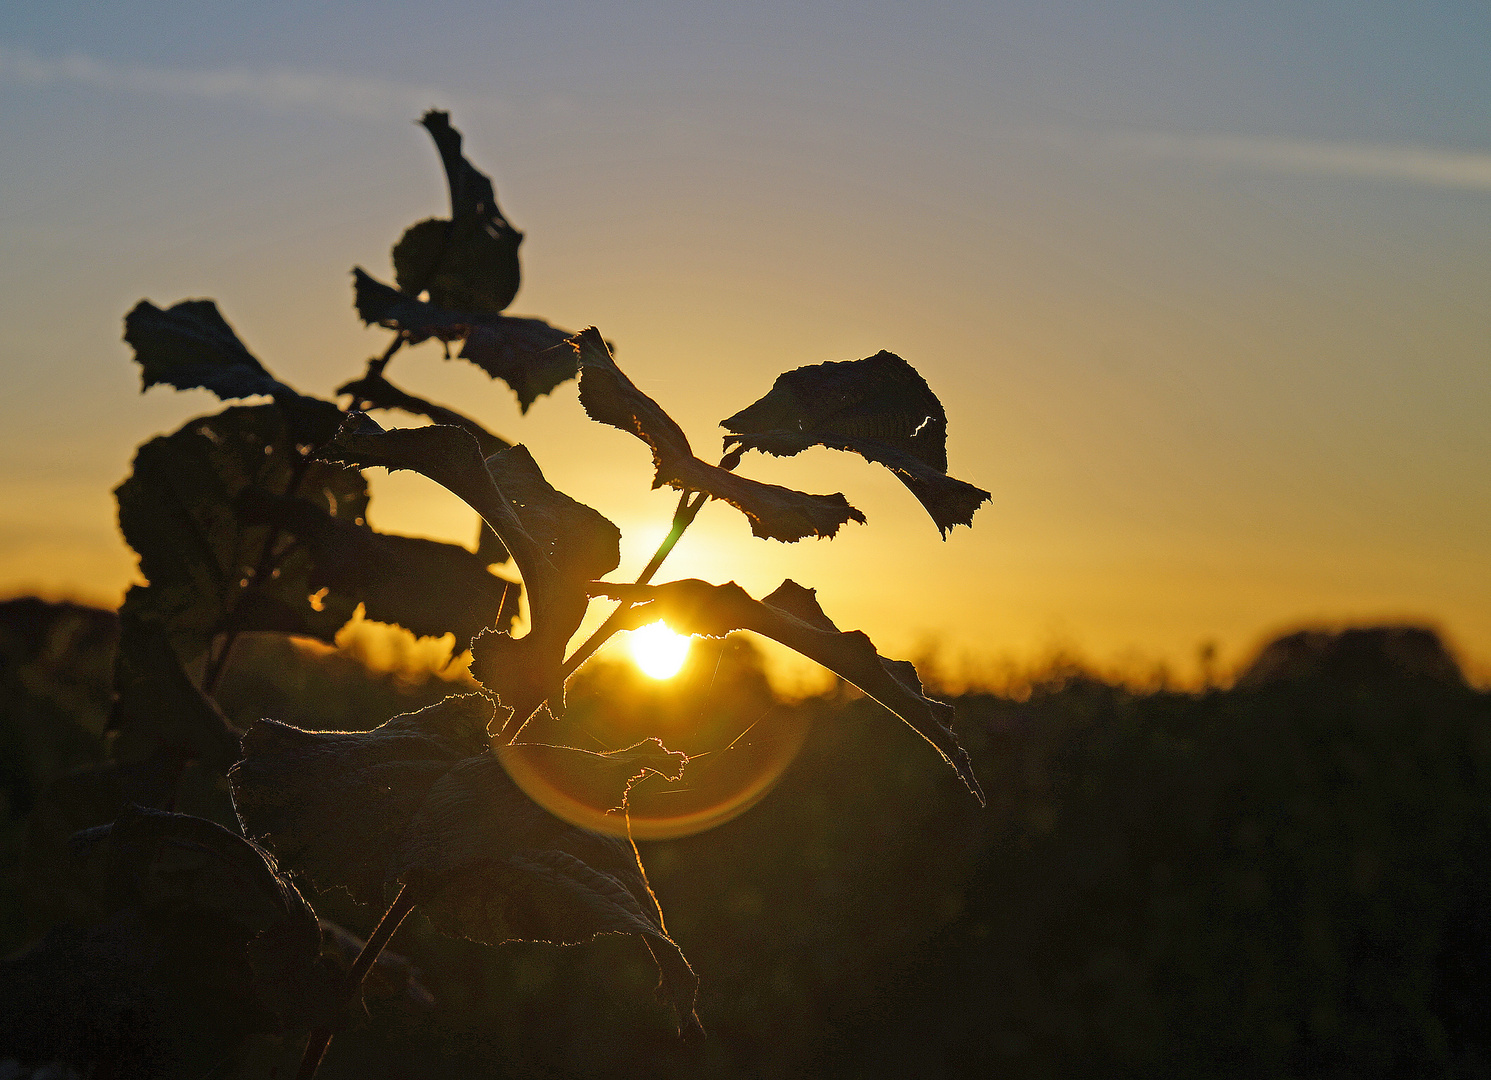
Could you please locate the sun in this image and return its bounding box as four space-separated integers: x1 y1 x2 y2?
628 621 691 679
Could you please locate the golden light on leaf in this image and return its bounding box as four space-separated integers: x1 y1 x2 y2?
628 621 691 679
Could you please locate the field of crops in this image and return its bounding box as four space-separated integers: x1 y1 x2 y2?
4 598 1487 1078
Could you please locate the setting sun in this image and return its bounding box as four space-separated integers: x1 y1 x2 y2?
628 621 692 679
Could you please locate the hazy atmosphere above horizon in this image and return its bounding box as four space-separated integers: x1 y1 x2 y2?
2 1 1487 682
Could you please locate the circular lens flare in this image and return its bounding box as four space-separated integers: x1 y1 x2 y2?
628 621 690 679
497 636 812 839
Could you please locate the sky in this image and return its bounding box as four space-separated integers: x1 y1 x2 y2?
1 1 1487 684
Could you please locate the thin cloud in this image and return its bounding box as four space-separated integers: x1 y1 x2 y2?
1104 130 1491 192
0 44 509 121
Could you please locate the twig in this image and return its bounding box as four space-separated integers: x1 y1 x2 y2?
295 884 418 1080
365 333 405 381
203 456 313 697
201 632 239 698
558 488 709 681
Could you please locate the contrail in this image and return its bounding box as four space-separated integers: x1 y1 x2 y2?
1102 129 1491 192
0 43 510 122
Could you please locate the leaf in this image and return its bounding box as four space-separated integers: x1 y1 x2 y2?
353 267 577 411
236 487 520 651
115 405 369 659
556 736 690 804
229 694 701 1036
124 298 343 446
317 415 619 724
393 214 521 316
590 578 985 804
109 608 242 770
721 351 991 536
336 361 516 564
0 807 339 1076
338 366 513 457
482 444 621 586
470 445 623 724
71 807 318 953
566 328 866 542
389 110 523 313
421 109 517 228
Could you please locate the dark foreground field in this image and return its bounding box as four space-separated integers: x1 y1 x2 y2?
3 598 1489 1078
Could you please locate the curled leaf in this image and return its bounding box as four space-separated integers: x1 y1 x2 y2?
721 351 990 536
353 268 577 411
422 109 517 231
590 578 984 804
229 694 701 1036
236 487 520 650
335 365 515 564
567 328 865 542
317 416 619 724
470 443 623 724
124 298 343 446
116 405 370 659
390 111 522 313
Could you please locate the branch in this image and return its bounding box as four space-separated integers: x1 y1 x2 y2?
295 884 418 1080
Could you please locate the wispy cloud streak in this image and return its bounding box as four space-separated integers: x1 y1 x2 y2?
0 44 508 121
1103 130 1491 192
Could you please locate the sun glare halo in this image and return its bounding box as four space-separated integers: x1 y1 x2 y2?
628 621 691 679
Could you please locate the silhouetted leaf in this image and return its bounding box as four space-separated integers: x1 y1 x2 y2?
109 608 242 770
591 578 985 804
0 807 339 1077
229 694 701 1035
390 111 522 313
470 444 623 725
334 366 516 564
394 215 520 315
482 444 621 585
115 405 369 658
353 268 577 411
565 328 865 542
399 757 700 1037
721 351 991 536
549 736 689 803
124 298 343 445
338 366 512 456
317 416 620 725
236 488 520 650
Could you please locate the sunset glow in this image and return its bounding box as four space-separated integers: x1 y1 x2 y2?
0 3 1486 680
628 621 691 680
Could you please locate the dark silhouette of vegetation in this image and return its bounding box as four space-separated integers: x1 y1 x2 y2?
4 599 1489 1076
0 111 992 1077
3 109 1485 1079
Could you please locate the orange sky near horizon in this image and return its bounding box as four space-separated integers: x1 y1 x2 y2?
1 3 1487 686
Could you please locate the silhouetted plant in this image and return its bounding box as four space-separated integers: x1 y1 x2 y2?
2 111 988 1078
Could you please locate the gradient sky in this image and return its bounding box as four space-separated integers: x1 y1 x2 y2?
2 1 1487 683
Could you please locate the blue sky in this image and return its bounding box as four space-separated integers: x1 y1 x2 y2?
2 1 1487 680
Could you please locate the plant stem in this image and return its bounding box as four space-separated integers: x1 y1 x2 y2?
365 333 405 381
202 457 315 699
202 631 239 698
558 489 708 681
295 884 418 1080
